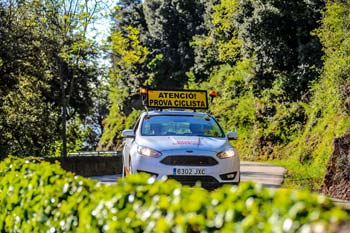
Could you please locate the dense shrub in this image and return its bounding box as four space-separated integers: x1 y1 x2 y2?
0 157 348 232
0 157 98 232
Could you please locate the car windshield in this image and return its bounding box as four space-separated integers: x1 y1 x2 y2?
141 115 225 137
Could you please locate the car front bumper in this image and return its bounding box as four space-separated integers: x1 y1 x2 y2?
132 149 240 187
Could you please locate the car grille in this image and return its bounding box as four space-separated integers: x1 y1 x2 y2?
160 155 218 166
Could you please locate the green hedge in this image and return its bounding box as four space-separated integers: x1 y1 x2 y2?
0 157 348 232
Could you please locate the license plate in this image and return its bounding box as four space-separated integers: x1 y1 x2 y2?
173 168 206 176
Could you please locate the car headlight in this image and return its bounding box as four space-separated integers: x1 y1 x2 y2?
217 149 237 159
137 145 162 157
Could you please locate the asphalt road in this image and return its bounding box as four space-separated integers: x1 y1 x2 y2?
91 161 287 188
240 161 287 188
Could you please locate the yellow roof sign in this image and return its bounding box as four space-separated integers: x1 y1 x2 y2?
146 89 208 109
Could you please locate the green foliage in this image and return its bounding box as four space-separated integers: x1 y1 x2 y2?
211 0 241 64
98 97 127 150
191 0 241 81
194 59 304 160
100 3 152 150
111 26 149 73
275 0 350 190
0 157 348 232
109 24 150 97
102 0 208 149
191 0 324 98
0 1 60 156
99 106 142 150
0 74 61 156
245 0 350 190
46 116 92 157
0 0 105 156
237 0 324 71
101 24 149 150
0 157 98 232
187 0 329 190
142 0 206 87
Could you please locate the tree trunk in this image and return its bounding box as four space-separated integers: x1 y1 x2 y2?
57 58 67 157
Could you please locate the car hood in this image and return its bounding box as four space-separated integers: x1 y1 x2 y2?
137 136 229 152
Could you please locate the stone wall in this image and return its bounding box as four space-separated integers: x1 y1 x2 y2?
45 155 123 177
321 133 350 201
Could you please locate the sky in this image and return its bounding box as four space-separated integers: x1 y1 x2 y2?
87 0 115 43
86 0 116 67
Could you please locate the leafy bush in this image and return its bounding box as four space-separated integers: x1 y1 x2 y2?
0 157 98 232
0 157 348 232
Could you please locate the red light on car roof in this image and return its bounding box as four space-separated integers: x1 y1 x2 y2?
209 90 217 97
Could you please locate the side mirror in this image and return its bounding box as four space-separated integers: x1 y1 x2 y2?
227 131 238 140
122 129 135 138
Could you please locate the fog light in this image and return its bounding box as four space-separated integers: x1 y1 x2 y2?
220 172 237 180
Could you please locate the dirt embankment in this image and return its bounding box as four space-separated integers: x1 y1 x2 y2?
321 133 350 201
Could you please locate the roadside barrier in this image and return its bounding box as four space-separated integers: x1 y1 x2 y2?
45 152 122 176
68 151 121 156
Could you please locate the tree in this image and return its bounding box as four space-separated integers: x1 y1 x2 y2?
99 24 149 150
32 0 106 156
191 0 240 82
0 0 61 156
142 0 206 87
236 0 325 99
0 0 104 157
191 0 324 99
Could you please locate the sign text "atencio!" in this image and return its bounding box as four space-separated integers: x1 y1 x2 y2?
147 90 208 109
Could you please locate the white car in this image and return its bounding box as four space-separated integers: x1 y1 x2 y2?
122 110 240 188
